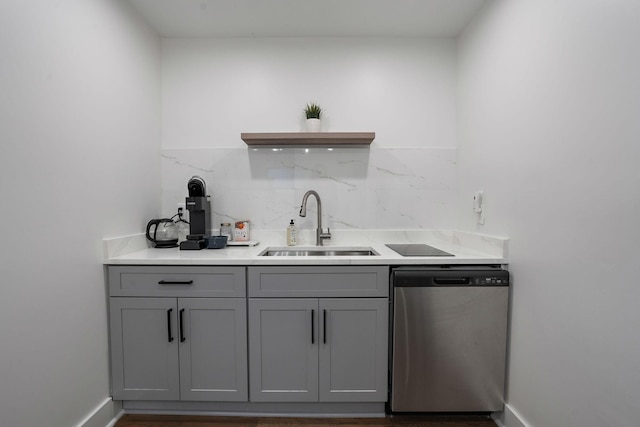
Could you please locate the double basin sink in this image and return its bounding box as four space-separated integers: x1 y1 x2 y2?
259 247 379 257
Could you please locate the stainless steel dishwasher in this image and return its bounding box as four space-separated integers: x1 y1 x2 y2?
390 266 509 412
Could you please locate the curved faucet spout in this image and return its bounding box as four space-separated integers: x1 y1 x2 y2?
299 190 331 246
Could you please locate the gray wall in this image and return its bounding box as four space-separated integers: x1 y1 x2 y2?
0 1 160 426
457 1 640 426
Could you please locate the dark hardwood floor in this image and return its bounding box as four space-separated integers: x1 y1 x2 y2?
114 414 497 427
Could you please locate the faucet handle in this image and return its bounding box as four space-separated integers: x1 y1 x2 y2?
320 228 332 240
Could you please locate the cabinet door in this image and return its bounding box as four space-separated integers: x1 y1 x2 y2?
249 299 319 402
178 298 248 401
110 298 180 400
318 298 388 402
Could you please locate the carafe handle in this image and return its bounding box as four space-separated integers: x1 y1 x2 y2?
145 219 160 243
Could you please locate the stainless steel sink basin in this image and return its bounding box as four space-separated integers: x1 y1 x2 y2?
259 247 379 257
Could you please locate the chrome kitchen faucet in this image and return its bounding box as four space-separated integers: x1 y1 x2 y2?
299 190 331 246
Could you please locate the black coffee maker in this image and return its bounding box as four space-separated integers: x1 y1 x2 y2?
180 176 211 250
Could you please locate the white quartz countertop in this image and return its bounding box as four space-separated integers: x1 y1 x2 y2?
103 230 508 266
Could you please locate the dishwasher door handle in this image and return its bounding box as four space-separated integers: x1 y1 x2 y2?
433 277 470 285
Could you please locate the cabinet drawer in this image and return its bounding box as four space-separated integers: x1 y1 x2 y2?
109 266 246 297
248 266 389 297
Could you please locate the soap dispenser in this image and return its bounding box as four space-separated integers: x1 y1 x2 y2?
287 219 297 246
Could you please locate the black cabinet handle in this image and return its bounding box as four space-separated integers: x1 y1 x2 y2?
323 309 327 344
179 309 186 342
167 309 174 342
311 309 315 344
158 280 194 285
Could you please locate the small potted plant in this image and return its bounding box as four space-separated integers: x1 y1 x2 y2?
304 102 323 132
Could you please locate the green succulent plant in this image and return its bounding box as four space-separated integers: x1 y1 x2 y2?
304 102 323 119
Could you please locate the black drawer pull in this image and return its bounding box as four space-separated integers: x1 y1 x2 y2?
323 310 327 344
167 309 174 342
158 280 194 285
179 309 186 342
311 309 315 344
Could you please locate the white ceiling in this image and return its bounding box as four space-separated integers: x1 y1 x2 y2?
127 0 488 38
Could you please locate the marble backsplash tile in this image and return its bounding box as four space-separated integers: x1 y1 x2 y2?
161 147 457 231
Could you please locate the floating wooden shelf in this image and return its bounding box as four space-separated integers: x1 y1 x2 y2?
241 132 375 146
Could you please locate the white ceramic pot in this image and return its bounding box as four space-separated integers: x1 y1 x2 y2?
305 118 321 132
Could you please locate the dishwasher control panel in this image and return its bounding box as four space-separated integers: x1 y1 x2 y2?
392 266 509 287
474 276 508 285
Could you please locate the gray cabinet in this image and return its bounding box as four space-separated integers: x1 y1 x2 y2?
108 266 247 402
109 266 245 297
248 266 388 298
110 297 180 400
318 298 388 402
248 266 388 403
248 299 319 402
108 265 388 406
178 298 247 401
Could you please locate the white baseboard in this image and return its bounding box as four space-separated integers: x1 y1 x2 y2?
491 411 505 427
502 403 529 427
76 397 123 427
